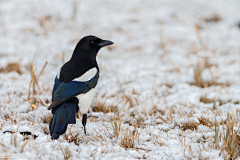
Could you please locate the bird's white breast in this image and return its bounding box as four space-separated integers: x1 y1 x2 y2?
75 68 97 113
77 88 96 113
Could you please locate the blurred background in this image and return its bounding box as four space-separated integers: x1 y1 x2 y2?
0 0 240 159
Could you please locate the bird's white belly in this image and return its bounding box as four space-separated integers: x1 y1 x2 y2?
78 88 96 113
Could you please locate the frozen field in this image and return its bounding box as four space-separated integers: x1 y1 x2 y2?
0 0 240 159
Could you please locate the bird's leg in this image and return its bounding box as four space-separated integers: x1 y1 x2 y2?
82 114 87 135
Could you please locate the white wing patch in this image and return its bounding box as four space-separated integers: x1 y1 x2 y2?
73 67 97 82
57 67 97 81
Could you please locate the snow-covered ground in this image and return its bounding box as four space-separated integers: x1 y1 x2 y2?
0 0 240 159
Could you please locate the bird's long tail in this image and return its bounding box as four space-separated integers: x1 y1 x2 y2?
49 98 78 140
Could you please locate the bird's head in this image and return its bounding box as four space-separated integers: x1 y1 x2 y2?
72 35 113 60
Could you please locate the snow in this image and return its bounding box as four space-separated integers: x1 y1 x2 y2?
0 0 240 159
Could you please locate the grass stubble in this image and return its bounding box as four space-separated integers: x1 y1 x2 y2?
0 61 239 160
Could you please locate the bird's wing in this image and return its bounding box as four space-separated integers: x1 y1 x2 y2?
48 71 99 110
51 76 62 99
52 67 97 99
49 100 77 139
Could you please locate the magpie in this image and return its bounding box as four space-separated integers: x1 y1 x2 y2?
48 35 113 140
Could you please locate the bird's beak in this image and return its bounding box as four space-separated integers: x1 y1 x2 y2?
97 40 114 47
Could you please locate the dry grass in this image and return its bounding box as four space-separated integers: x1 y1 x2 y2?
0 63 22 74
27 55 48 108
180 122 198 131
200 95 215 104
62 52 65 64
40 124 50 135
178 112 240 159
189 60 231 88
38 14 55 36
68 133 81 146
61 148 72 160
110 112 123 138
64 115 137 148
200 95 239 107
71 1 77 20
213 113 240 159
195 23 206 50
115 75 138 112
0 47 237 160
1 109 17 123
92 102 118 114
149 105 165 116
66 115 140 151
41 113 53 125
198 117 214 128
120 126 138 149
204 15 222 23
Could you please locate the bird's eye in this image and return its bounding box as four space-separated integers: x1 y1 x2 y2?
89 41 95 45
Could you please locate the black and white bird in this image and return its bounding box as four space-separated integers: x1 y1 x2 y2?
48 35 113 139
